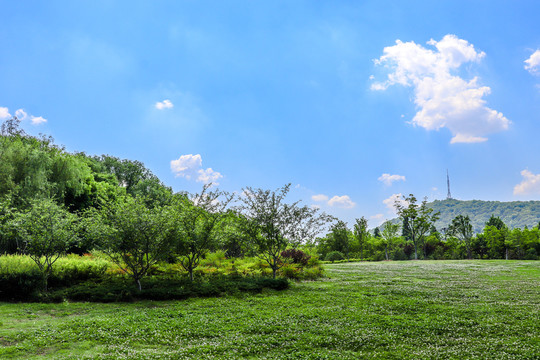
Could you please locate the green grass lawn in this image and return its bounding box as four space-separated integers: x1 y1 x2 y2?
1 260 538 359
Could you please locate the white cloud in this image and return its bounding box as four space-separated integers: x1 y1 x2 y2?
513 169 540 195
1 107 46 125
170 154 223 185
525 50 540 75
197 167 223 184
328 195 356 209
155 99 174 110
370 213 385 226
311 204 321 210
0 107 11 120
383 193 408 213
372 34 510 144
30 116 47 125
312 194 329 202
378 173 406 186
15 109 28 120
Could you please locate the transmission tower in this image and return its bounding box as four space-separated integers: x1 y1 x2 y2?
446 169 452 200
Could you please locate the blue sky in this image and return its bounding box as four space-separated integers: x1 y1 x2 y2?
2 1 540 227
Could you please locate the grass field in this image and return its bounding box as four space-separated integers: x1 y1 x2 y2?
1 260 538 359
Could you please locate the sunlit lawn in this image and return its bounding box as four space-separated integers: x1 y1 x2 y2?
1 260 538 359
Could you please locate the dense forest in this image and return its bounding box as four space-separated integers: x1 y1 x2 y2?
428 198 540 232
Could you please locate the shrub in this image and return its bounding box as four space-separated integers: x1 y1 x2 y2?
524 248 538 260
325 251 344 262
281 249 311 265
391 248 408 261
280 264 301 280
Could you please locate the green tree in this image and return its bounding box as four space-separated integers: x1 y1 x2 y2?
448 215 474 259
240 184 332 279
395 194 440 260
381 221 400 261
329 220 351 261
353 217 369 261
486 215 506 230
167 185 233 281
10 198 77 291
88 196 171 290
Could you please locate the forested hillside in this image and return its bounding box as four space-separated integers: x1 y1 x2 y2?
428 199 540 232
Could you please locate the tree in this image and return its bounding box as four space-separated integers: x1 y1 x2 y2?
484 216 509 259
219 211 253 261
448 215 474 259
167 185 233 281
88 196 170 290
329 220 351 261
401 216 411 242
395 194 440 260
240 184 332 279
354 217 369 261
486 215 506 230
10 198 77 291
381 221 400 261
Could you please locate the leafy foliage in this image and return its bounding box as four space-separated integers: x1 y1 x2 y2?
85 196 171 290
239 184 332 278
10 198 78 291
429 198 540 232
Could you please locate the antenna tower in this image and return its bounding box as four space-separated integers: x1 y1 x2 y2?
446 169 452 200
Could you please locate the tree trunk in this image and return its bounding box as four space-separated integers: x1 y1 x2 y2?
385 246 389 261
505 247 509 260
137 278 142 292
189 268 194 281
272 267 276 279
414 244 418 260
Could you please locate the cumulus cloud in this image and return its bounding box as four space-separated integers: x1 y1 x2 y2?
312 194 329 202
525 50 540 75
155 99 174 110
382 193 408 213
170 154 223 185
15 109 27 120
0 106 47 125
0 107 11 120
372 34 510 144
378 173 406 186
30 116 47 125
513 169 540 195
197 167 223 184
328 195 356 209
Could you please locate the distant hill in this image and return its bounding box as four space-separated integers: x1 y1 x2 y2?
426 199 540 233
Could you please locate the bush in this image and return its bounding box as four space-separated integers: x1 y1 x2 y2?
280 264 301 279
281 249 311 265
391 248 408 261
524 248 538 260
325 251 344 262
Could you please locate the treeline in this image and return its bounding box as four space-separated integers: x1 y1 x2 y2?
429 198 540 232
0 118 330 292
316 195 540 261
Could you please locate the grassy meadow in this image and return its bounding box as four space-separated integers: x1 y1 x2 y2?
1 260 538 359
